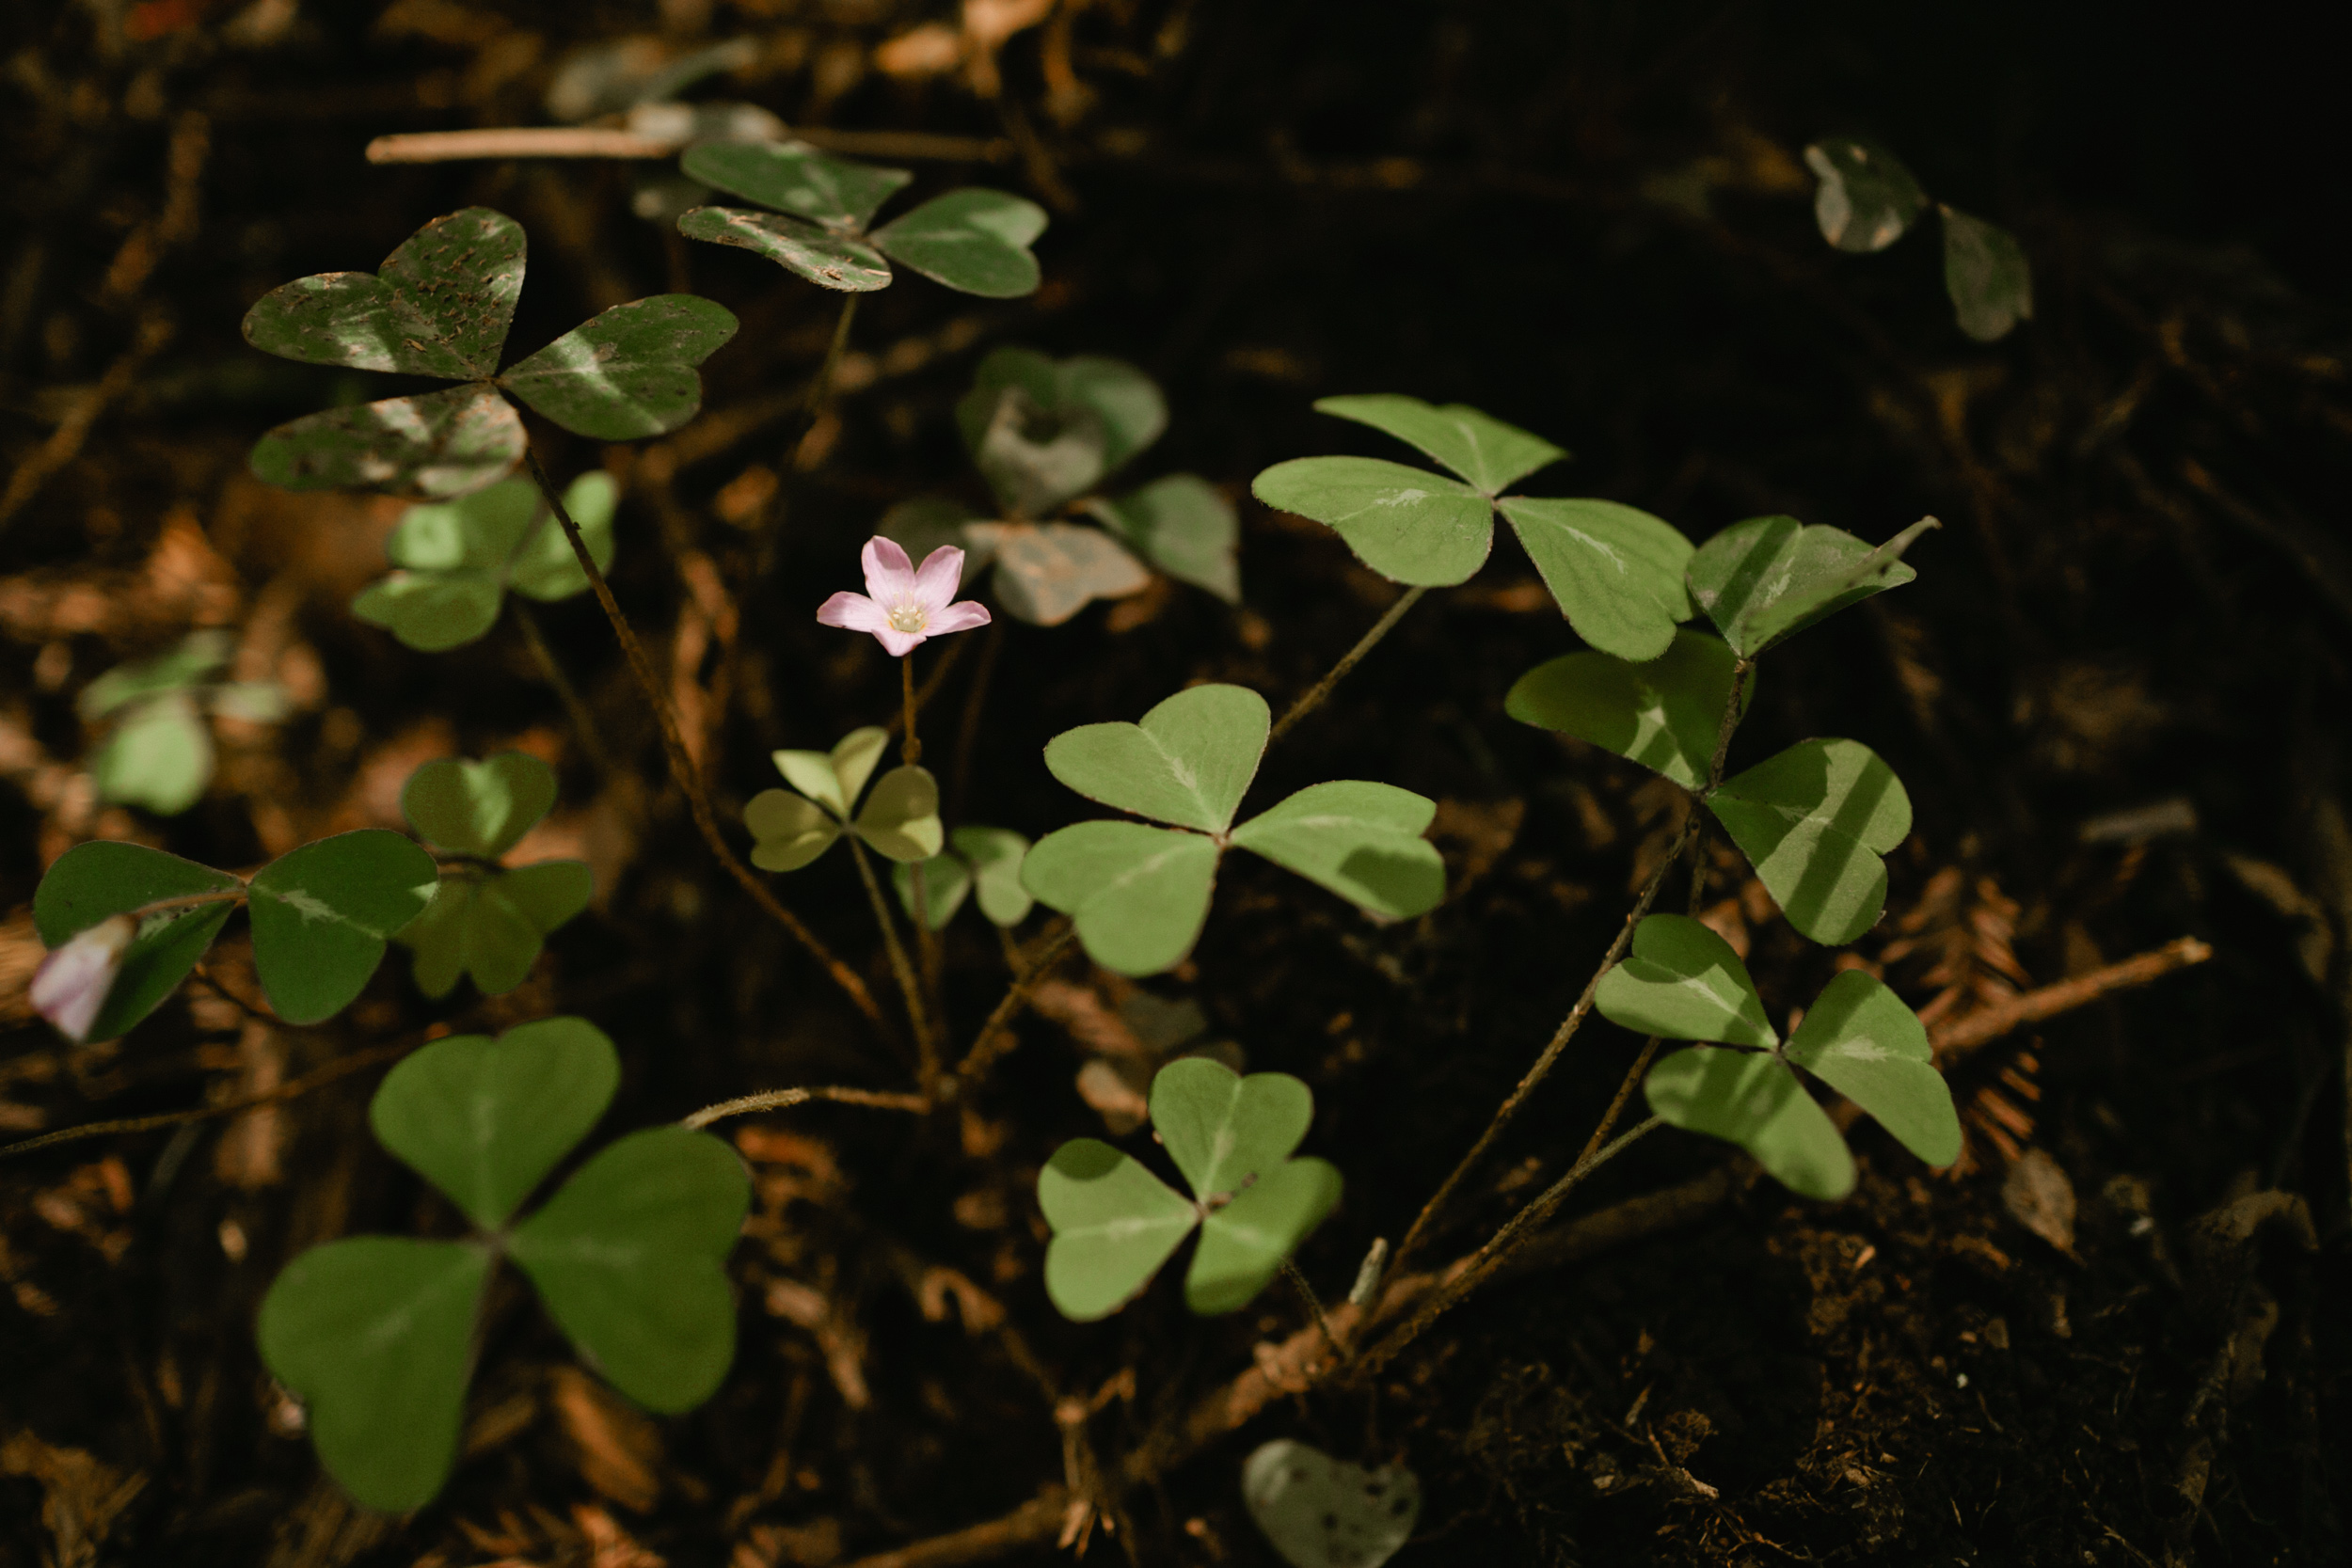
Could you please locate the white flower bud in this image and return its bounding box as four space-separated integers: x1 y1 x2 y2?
30 913 137 1043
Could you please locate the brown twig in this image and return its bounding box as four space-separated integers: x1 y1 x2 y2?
850 837 937 1089
953 922 1077 1093
365 126 1015 166
0 314 173 534
521 447 890 1036
1268 585 1427 743
1930 935 2213 1065
680 1085 930 1131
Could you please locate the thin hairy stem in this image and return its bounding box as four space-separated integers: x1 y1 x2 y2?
1269 584 1427 742
521 447 889 1037
850 836 935 1090
681 1085 930 1131
131 889 246 917
900 657 922 766
1281 1259 1348 1365
955 921 1077 1093
509 597 618 783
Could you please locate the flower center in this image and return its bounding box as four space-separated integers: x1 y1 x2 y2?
886 599 930 634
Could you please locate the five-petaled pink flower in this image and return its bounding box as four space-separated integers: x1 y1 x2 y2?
818 537 991 657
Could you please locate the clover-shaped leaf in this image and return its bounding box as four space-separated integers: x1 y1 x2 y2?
80 631 288 816
1594 915 1777 1047
1254 396 1692 659
395 752 593 998
1646 1043 1853 1199
894 825 1033 930
1941 206 2033 342
1686 514 1936 657
402 752 558 860
1243 1439 1422 1568
961 521 1152 626
956 348 1168 515
679 143 1046 297
33 841 243 1042
746 728 944 869
247 831 440 1023
1506 629 1745 792
1708 738 1912 945
246 208 738 499
1039 1059 1340 1321
1784 970 1962 1168
1023 685 1443 974
1804 137 1928 253
1086 475 1240 603
258 1020 749 1509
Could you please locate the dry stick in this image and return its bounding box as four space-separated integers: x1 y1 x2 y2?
850 836 937 1090
365 126 1016 166
681 1085 930 1131
1932 935 2213 1066
1267 584 1428 743
520 448 889 1036
509 597 619 783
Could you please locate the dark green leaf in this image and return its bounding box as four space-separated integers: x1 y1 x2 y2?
893 852 972 930
1043 683 1268 832
1708 738 1912 945
1496 497 1692 661
680 141 911 231
869 188 1048 297
966 521 1151 626
250 385 527 500
87 691 212 816
1784 970 1960 1167
1505 629 1745 792
1313 394 1565 494
1087 475 1239 602
1228 781 1444 920
1685 514 1935 657
1804 138 1928 253
33 841 241 1042
248 831 439 1024
1593 913 1777 1047
501 294 739 439
1186 1156 1341 1315
956 825 1033 926
401 752 557 859
1645 1046 1854 1200
1037 1138 1199 1322
241 207 523 379
1020 821 1221 976
1941 206 2034 342
1250 456 1492 586
400 863 594 999
675 206 894 292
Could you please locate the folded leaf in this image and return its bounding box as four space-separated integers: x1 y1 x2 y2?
966 520 1151 626
870 188 1048 297
241 207 523 379
675 206 894 291
1037 1138 1200 1322
1708 737 1912 945
1505 629 1743 791
1251 456 1493 586
956 348 1167 499
1497 497 1693 661
1020 821 1221 976
1150 1058 1315 1200
853 766 945 863
1186 1156 1342 1315
969 385 1111 517
1804 138 1927 253
1228 780 1444 920
745 789 841 872
401 752 558 859
1784 970 1960 1167
247 831 439 1024
1044 683 1268 833
1685 514 1934 657
32 841 242 1042
250 384 527 500
501 294 739 440
772 727 890 821
1941 206 2034 342
681 141 911 231
1594 914 1777 1047
1645 1046 1854 1200
1087 474 1240 602
1314 394 1565 494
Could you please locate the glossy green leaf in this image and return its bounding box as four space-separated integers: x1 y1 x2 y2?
675 206 894 292
370 1018 620 1229
1228 781 1444 920
32 841 242 1042
1784 970 1960 1167
893 852 972 930
1594 914 1777 1047
1505 629 1744 791
1685 514 1934 657
1087 474 1240 602
1804 138 1928 254
401 862 594 998
1645 1046 1854 1200
247 831 439 1024
401 752 557 859
965 521 1151 626
853 765 945 863
957 825 1034 926
1043 683 1268 832
1020 821 1221 976
744 790 841 872
1497 497 1693 661
500 294 739 440
1243 1440 1421 1568
256 1237 491 1513
681 141 911 231
1708 738 1912 945
250 384 527 500
1314 394 1565 494
508 471 619 601
1251 456 1493 586
957 349 1167 476
773 727 890 820
241 208 523 379
88 691 211 815
1941 206 2034 342
508 1125 751 1412
77 630 231 718
1037 1138 1199 1322
869 188 1048 297
1187 1156 1342 1315
1150 1057 1313 1200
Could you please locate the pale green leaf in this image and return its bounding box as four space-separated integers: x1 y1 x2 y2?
1250 456 1493 586
1505 629 1744 792
1594 913 1777 1047
957 825 1033 926
745 789 840 872
250 384 527 500
1228 781 1443 919
1086 474 1239 602
1498 497 1693 661
33 841 242 1042
1020 821 1222 976
1941 206 2034 342
893 853 971 930
88 691 212 815
1186 1156 1341 1315
1043 683 1268 832
501 294 739 440
1150 1057 1313 1200
386 474 542 570
351 571 505 652
247 831 439 1024
400 752 558 859
681 141 910 231
869 188 1048 297
853 765 944 863
1804 138 1927 253
675 206 893 291
77 630 231 718
1243 1440 1420 1568
508 471 619 600
1314 394 1565 494
955 348 1167 474
1645 1046 1854 1200
968 384 1109 518
966 521 1151 626
1784 970 1960 1167
1685 514 1934 657
241 208 523 379
1037 1138 1199 1322
1708 737 1912 945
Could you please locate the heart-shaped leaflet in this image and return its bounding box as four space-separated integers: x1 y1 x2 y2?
32 841 243 1043
1505 629 1745 792
1043 684 1269 833
1783 969 1961 1168
1243 1439 1422 1568
1686 515 1935 657
402 752 558 860
1594 914 1778 1047
400 861 596 998
1707 737 1912 945
246 831 438 1024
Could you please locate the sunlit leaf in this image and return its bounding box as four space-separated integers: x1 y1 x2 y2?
1804 138 1927 254
1037 1138 1199 1322
852 765 945 863
369 1018 620 1229
965 520 1151 626
1020 821 1221 976
250 384 527 500
745 790 841 872
1505 629 1744 792
247 830 438 1024
87 690 212 816
1087 474 1240 602
241 208 523 379
33 841 242 1042
1708 738 1912 945
401 752 558 859
773 727 891 821
1784 970 1960 1167
870 188 1048 297
1043 683 1268 833
1243 1440 1421 1568
1151 1057 1314 1200
1228 781 1443 920
500 294 739 439
1187 1156 1341 1314
1250 456 1492 586
1496 497 1692 661
1685 514 1935 657
1594 914 1777 1047
1941 206 2034 342
1313 394 1565 494
681 141 911 231
675 206 894 292
1645 1046 1854 1200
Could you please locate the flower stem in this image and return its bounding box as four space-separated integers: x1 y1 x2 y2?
1268 584 1426 743
901 656 922 767
850 836 936 1093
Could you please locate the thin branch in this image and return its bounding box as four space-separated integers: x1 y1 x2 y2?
953 922 1076 1094
1268 585 1426 743
1932 935 2213 1066
681 1085 930 1131
850 836 936 1091
365 126 1015 166
1281 1259 1347 1366
521 447 891 1037
509 597 619 783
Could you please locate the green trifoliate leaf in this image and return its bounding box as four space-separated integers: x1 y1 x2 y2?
957 349 1167 509
1496 497 1693 661
1043 683 1269 833
246 830 438 1024
772 727 891 820
969 386 1111 517
353 473 615 650
400 861 594 999
499 294 739 440
1708 737 1912 945
507 1125 752 1412
1784 970 1960 1167
869 188 1048 297
1251 456 1492 586
87 690 212 816
1188 1156 1342 1314
681 140 911 231
256 1238 492 1513
1086 474 1240 603
956 825 1034 926
401 752 558 859
675 206 894 292
1940 206 2033 342
368 1018 620 1229
1645 1046 1854 1200
1038 1137 1200 1322
1804 137 1927 254
1227 781 1444 920
1151 1057 1313 1199
1594 914 1777 1047
892 852 972 930
1506 629 1745 792
1314 394 1565 494
1020 821 1222 976
744 790 840 872
964 521 1152 626
251 384 527 500
508 471 618 600
241 207 524 379
77 630 232 718
1243 1440 1421 1568
1686 514 1936 657
852 765 945 863
33 841 242 1042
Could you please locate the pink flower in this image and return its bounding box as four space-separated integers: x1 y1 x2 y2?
818 536 992 657
31 913 136 1043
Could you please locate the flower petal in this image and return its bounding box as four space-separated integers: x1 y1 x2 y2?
818 592 891 633
861 535 915 600
31 914 135 1043
911 546 967 613
927 600 993 637
873 626 925 657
